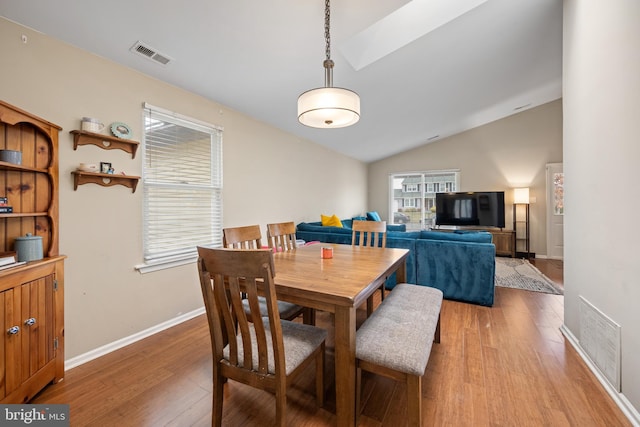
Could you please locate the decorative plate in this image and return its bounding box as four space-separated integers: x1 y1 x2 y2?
110 122 132 139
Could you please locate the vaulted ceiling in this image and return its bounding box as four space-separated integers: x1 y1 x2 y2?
0 0 562 162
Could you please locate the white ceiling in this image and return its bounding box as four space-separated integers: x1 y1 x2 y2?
0 0 562 163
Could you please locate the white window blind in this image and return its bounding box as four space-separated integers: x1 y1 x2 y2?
138 104 223 272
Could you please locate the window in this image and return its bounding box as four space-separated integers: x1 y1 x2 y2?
390 170 459 230
426 198 435 211
553 172 564 215
136 103 223 273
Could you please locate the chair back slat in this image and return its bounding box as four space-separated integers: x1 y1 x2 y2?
223 225 263 249
352 220 387 248
226 274 253 368
243 275 270 373
267 221 297 252
197 258 226 360
197 247 285 376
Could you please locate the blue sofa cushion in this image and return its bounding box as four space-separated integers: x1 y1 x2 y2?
366 211 382 221
420 230 492 243
388 230 422 240
298 220 405 233
297 222 352 235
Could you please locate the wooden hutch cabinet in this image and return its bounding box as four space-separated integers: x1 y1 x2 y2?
0 100 65 403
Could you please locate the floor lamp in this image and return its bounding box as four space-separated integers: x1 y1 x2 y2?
513 188 530 259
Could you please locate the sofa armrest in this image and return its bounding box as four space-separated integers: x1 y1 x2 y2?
415 240 496 306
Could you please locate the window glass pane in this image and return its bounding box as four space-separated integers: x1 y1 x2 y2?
390 170 459 230
553 172 564 215
141 105 223 267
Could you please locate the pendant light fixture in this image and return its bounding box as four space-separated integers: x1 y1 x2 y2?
298 0 360 128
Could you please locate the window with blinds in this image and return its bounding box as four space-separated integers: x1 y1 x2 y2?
138 104 223 272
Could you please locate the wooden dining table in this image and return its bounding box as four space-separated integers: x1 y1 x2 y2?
272 243 409 427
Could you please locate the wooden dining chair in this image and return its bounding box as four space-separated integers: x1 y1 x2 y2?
223 225 309 323
222 224 263 249
352 220 388 315
267 221 315 325
266 221 298 252
352 219 387 248
197 247 326 427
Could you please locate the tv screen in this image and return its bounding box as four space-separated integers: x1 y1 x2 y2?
435 191 505 228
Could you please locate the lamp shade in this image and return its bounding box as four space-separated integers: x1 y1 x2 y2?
513 187 530 204
297 87 360 128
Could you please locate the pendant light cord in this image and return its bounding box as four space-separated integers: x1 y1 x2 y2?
323 0 334 88
325 0 331 61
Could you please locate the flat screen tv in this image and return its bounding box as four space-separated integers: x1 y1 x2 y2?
435 191 505 228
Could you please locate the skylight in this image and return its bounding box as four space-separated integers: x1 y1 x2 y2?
339 0 488 71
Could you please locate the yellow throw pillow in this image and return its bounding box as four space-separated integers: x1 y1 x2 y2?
321 214 343 227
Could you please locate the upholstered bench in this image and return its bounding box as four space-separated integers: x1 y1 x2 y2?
355 283 443 426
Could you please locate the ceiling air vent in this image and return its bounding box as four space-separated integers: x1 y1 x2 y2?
130 41 172 65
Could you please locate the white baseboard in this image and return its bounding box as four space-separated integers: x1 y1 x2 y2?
560 324 640 426
531 254 564 260
64 307 206 371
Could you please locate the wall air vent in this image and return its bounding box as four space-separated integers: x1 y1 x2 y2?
579 296 621 391
130 41 172 65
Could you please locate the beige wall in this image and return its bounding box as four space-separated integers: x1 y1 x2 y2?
564 0 640 415
0 18 367 359
368 99 563 256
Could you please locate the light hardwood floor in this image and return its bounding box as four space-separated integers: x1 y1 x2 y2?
32 258 632 426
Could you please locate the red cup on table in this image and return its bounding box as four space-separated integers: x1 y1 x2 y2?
321 247 333 259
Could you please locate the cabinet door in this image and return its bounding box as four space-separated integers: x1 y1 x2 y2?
21 276 55 384
1 287 22 399
0 275 55 400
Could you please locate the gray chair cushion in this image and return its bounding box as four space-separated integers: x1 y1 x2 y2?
224 320 326 375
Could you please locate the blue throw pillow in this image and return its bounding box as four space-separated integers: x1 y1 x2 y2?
366 211 381 221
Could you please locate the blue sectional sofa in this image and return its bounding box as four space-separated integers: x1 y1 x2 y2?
295 220 496 306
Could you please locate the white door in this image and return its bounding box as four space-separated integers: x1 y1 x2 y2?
546 163 564 259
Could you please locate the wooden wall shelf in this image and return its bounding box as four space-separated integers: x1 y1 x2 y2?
0 212 49 218
0 160 49 173
70 130 139 159
71 171 140 193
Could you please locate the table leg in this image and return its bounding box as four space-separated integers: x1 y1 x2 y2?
334 305 357 427
396 259 407 283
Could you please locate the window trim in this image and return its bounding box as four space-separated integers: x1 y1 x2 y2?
135 103 223 274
